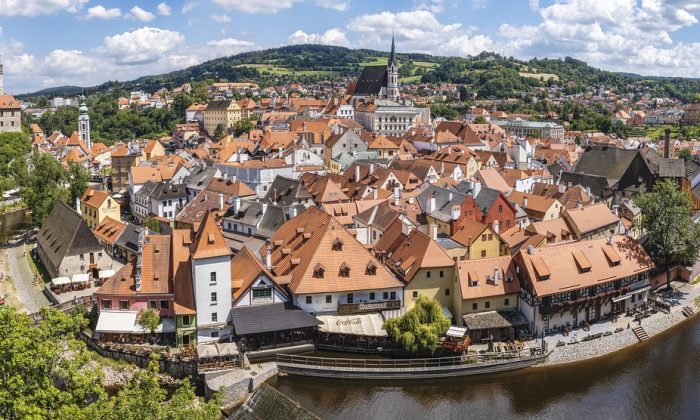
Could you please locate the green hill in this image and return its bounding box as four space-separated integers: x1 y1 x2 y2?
18 45 700 103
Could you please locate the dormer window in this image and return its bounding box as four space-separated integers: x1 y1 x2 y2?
366 261 377 276
313 263 325 278
339 262 350 278
332 237 343 251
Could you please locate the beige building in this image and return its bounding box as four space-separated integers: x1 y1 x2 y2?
203 100 242 137
0 95 21 133
111 144 144 193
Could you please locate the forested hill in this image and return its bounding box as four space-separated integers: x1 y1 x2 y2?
20 44 700 102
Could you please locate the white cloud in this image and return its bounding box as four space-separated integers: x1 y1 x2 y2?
212 14 231 22
102 27 185 64
288 28 350 47
156 2 171 16
348 10 496 56
85 5 121 20
498 0 700 76
125 6 156 22
0 0 88 16
316 0 350 11
528 0 539 11
43 49 101 77
212 0 299 14
181 1 198 13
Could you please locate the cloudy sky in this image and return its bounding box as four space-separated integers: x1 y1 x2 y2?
1 0 700 93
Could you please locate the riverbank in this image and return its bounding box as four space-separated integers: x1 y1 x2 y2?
540 282 700 366
0 200 25 216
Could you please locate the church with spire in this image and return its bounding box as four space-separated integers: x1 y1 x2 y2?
350 35 400 101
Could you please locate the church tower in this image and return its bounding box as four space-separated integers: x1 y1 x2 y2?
386 35 399 101
78 95 91 150
0 55 4 95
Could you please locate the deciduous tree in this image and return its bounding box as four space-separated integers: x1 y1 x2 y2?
384 296 450 354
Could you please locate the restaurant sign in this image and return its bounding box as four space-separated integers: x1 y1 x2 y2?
358 301 390 311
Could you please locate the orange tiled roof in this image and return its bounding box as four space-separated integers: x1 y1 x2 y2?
191 211 233 259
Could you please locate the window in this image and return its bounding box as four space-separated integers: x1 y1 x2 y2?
182 315 190 326
383 291 389 300
80 254 85 261
149 300 157 309
120 300 129 310
498 205 503 213
445 288 450 296
306 296 312 305
326 295 332 304
98 252 103 258
209 271 217 284
347 293 354 303
390 291 396 300
426 271 431 278
412 291 418 298
472 302 478 310
485 301 491 309
370 292 375 300
439 270 444 278
102 299 112 309
504 298 510 306
481 234 487 241
211 292 217 304
480 250 487 258
488 234 493 241
160 300 168 310
211 313 218 323
211 331 219 338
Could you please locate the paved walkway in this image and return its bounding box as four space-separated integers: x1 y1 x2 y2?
4 241 49 313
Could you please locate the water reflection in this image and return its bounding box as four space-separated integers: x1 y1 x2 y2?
0 209 32 243
273 318 700 420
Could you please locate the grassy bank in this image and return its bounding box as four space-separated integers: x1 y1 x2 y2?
0 199 26 215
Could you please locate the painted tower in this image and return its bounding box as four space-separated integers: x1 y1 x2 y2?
78 95 91 150
386 35 399 100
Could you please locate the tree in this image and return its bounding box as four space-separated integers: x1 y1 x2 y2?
144 217 161 233
384 296 450 354
0 132 30 195
636 179 700 289
213 124 225 139
232 119 254 137
67 163 89 206
473 115 488 124
679 148 692 160
138 309 160 336
21 152 68 226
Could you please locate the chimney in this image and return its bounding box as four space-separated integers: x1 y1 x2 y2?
204 194 208 202
430 223 438 241
493 220 499 234
426 194 436 214
369 163 375 176
288 205 298 219
664 128 671 159
493 267 499 286
473 181 482 197
607 233 613 245
527 245 535 255
522 196 528 208
448 192 453 201
440 161 445 175
393 186 401 206
261 202 268 215
76 196 81 215
408 195 415 205
355 165 361 182
233 195 241 214
266 240 273 270
451 205 460 221
218 193 224 210
373 188 379 200
558 183 565 194
401 218 412 236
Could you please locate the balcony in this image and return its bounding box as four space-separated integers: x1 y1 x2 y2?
338 299 401 314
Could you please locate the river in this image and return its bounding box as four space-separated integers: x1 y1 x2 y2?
272 317 700 419
0 208 32 243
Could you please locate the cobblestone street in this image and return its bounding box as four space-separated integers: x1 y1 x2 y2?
2 241 49 313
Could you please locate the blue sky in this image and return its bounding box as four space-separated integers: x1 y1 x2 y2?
1 0 700 93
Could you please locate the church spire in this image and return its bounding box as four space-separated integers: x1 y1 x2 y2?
389 33 397 68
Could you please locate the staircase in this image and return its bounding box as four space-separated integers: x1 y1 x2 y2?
682 306 695 318
632 326 649 342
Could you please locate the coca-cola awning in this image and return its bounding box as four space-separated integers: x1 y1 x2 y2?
317 313 388 337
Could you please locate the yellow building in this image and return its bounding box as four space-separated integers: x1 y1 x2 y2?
80 188 121 229
111 144 144 193
450 218 509 260
203 100 242 138
377 224 458 316
144 139 165 160
452 256 522 339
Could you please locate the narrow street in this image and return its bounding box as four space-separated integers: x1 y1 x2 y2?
3 241 49 313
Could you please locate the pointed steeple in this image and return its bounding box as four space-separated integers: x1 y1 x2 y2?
389 33 397 68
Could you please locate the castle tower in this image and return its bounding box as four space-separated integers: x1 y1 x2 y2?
78 95 90 150
386 35 399 101
0 55 4 95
